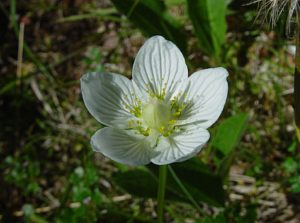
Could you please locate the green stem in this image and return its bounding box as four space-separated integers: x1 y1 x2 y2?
295 15 300 142
157 165 167 223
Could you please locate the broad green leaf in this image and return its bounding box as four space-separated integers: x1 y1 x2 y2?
113 161 225 207
112 169 158 198
212 113 249 156
112 169 182 200
187 0 227 56
111 0 187 54
148 158 225 207
170 159 225 207
211 113 249 177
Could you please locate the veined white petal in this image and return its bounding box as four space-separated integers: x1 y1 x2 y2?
132 36 188 100
81 72 140 128
177 67 228 128
91 127 155 166
151 126 210 165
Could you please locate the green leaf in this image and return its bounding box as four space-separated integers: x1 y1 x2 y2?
283 157 298 173
22 204 34 216
211 113 249 177
212 113 249 156
112 168 182 200
290 175 300 193
112 169 158 198
111 0 187 54
147 158 225 207
114 162 225 207
187 0 227 57
170 159 225 207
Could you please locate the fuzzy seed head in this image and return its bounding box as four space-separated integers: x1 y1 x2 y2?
250 0 300 33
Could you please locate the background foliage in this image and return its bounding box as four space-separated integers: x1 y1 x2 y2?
0 0 299 222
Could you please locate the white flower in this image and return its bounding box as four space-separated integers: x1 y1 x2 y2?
81 36 228 166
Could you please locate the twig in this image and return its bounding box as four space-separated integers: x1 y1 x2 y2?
13 202 81 217
30 78 54 116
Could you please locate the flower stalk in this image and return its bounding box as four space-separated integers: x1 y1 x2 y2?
157 165 167 223
295 14 300 141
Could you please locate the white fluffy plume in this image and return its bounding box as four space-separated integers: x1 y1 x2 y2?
251 0 300 32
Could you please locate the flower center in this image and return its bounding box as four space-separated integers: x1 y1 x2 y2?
128 95 187 137
142 98 171 130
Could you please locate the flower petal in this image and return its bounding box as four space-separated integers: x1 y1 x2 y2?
178 67 228 128
132 36 188 100
91 127 155 166
151 126 210 165
81 72 140 128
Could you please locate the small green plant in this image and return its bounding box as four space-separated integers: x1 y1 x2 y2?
3 155 40 194
57 160 103 223
282 140 300 193
69 165 102 204
83 47 103 72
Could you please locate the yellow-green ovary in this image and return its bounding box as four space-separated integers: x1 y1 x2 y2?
142 98 171 130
